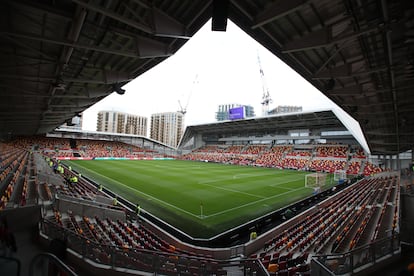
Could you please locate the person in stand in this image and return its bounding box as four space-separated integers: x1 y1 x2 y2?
135 204 140 215
53 163 58 173
57 165 64 175
113 196 118 206
68 175 78 189
135 204 141 220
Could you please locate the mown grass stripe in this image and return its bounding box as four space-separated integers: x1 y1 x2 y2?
73 163 201 218
205 187 307 218
65 160 330 238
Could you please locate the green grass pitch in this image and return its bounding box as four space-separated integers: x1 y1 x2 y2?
65 160 333 238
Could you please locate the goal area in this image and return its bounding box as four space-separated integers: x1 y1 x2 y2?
305 173 327 189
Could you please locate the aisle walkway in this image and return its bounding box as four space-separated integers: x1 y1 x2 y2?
367 174 414 276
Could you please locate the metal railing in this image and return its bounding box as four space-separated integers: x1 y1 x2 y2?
29 253 77 276
311 233 400 275
41 219 268 275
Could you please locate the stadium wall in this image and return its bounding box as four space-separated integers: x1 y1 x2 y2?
143 217 234 259
56 197 126 222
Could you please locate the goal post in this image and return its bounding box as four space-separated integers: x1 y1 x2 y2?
305 173 327 189
334 170 347 182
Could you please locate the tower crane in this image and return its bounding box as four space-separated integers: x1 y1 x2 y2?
178 74 198 115
257 53 272 116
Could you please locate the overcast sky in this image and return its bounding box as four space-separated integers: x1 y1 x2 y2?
81 20 368 151
82 19 336 128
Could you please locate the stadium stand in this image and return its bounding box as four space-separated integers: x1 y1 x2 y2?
252 175 400 274
181 143 382 175
2 1 414 275
11 136 156 159
2 139 272 274
0 137 403 276
363 161 384 176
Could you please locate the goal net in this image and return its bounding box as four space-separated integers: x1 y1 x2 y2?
305 173 327 189
334 170 347 182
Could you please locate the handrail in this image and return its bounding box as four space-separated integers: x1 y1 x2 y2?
29 252 77 276
311 256 336 276
311 233 400 275
314 233 399 259
40 219 268 275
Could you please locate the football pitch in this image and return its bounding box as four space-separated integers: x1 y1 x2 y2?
65 160 331 238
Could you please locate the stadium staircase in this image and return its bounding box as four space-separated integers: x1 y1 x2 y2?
0 151 84 276
347 176 414 275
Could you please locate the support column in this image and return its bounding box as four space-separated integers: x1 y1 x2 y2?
411 148 414 169
396 154 400 171
388 155 391 170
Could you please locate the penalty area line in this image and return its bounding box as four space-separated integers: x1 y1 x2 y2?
197 181 265 199
203 187 306 219
269 176 305 187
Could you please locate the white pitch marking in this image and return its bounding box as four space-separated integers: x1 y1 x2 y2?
203 187 307 219
200 172 278 184
269 176 305 187
197 182 265 199
74 165 201 218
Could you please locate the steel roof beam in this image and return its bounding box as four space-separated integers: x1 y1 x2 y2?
130 0 151 9
252 0 310 29
7 0 74 21
0 61 57 69
381 0 400 154
71 0 153 34
282 25 379 53
152 8 190 39
327 85 363 95
313 41 353 76
313 64 388 79
3 36 57 61
369 140 411 146
1 31 171 58
0 52 56 63
366 131 414 136
0 73 132 84
72 0 192 39
329 83 414 96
